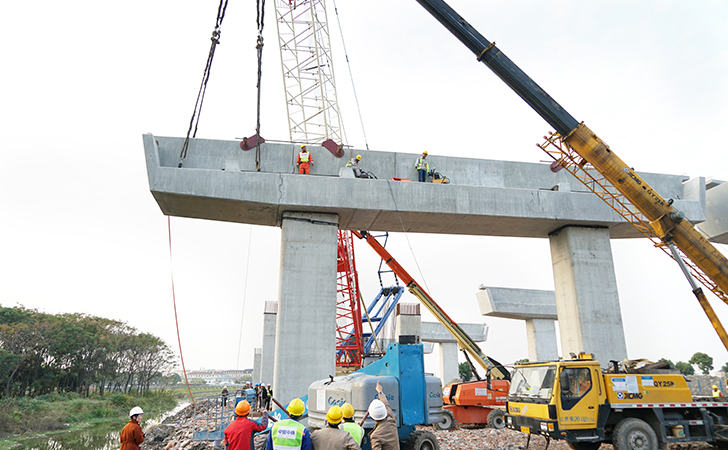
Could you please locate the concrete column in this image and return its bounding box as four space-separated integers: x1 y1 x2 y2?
525 318 559 362
274 211 339 404
253 348 262 384
261 301 277 386
439 342 460 385
549 226 627 366
395 303 422 342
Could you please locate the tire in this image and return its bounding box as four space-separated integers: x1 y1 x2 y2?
403 430 440 450
613 418 658 450
434 409 455 431
568 442 602 450
487 409 506 429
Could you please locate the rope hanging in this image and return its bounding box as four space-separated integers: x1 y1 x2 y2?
254 0 266 171
178 0 230 168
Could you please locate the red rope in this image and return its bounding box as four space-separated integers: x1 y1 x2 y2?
168 216 198 410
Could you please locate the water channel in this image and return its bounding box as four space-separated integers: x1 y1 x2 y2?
10 402 189 450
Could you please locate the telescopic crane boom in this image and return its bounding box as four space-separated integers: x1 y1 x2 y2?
414 0 728 349
352 230 510 381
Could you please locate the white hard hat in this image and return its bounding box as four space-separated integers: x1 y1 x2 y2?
368 399 387 421
129 406 144 417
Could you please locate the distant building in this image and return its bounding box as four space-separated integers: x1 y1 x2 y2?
184 369 252 385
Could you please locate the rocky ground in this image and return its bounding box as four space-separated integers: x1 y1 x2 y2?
140 404 715 450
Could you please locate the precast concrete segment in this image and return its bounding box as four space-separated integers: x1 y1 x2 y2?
253 348 262 385
421 322 488 343
396 308 423 342
273 212 338 405
698 181 728 244
261 302 277 387
526 319 559 362
477 287 557 320
143 135 708 238
549 226 628 366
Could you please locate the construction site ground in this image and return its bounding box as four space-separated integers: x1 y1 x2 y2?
140 403 715 450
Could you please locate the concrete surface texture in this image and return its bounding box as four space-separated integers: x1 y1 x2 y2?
143 135 713 239
549 226 628 365
253 348 261 384
273 212 338 404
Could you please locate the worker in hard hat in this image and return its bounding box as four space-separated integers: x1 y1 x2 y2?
120 406 144 450
367 381 399 450
225 400 268 450
311 405 361 450
345 154 363 178
297 144 313 174
714 385 722 397
414 150 430 182
266 383 273 411
265 398 312 450
339 402 365 446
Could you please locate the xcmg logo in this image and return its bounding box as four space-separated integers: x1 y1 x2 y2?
623 167 642 185
616 392 643 400
328 397 346 406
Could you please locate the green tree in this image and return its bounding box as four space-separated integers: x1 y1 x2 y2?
659 358 675 369
458 362 473 382
690 352 714 375
515 358 530 365
676 361 695 375
722 362 728 374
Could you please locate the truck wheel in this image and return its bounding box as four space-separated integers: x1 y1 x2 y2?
434 409 455 431
487 409 506 429
613 418 658 450
404 430 440 450
568 442 602 450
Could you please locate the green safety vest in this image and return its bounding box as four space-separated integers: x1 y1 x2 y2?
299 151 310 163
271 419 306 450
416 156 429 171
339 421 364 445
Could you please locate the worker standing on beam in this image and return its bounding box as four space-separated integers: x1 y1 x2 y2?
311 405 361 450
225 400 268 450
297 144 313 174
339 403 365 446
265 398 312 450
367 381 399 450
414 151 429 182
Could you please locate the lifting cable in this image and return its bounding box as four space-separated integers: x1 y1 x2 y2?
167 217 200 414
331 0 370 150
235 226 254 369
178 0 230 168
254 0 266 171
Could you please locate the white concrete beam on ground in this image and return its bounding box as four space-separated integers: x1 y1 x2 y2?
261 301 277 386
273 212 338 405
253 348 262 384
549 226 628 366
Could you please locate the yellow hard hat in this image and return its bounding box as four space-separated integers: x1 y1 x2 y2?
301 144 307 149
235 400 251 416
714 385 719 389
341 402 355 419
423 151 428 155
356 155 361 160
326 405 343 424
288 398 305 416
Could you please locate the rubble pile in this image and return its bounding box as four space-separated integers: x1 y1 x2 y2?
429 427 573 450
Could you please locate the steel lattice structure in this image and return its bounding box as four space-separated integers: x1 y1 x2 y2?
274 0 343 145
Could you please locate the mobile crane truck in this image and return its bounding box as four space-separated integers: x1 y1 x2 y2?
506 353 728 450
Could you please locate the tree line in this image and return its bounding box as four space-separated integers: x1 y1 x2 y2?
0 305 176 398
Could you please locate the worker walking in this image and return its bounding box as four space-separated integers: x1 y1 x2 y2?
221 386 229 407
414 151 429 182
265 398 312 450
297 144 313 174
225 400 268 450
259 384 268 411
311 405 361 450
339 403 364 446
367 381 399 450
120 406 145 450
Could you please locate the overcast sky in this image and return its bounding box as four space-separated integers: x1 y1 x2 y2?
2 1 728 380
